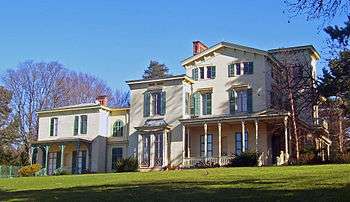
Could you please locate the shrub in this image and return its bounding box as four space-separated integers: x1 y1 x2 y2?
228 151 261 167
115 157 138 172
18 164 42 177
330 152 350 163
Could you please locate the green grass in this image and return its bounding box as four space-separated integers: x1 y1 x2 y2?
0 164 349 201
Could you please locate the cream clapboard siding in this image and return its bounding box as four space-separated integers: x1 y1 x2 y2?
184 47 270 115
128 79 190 166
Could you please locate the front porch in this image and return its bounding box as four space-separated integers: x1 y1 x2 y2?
180 111 292 167
30 138 92 175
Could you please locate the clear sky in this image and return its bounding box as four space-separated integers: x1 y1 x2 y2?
0 0 346 89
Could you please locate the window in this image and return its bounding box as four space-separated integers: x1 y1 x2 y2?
229 89 253 114
235 132 248 155
113 120 124 137
192 68 198 81
154 133 163 166
80 115 87 134
144 91 166 117
199 67 205 79
243 62 253 74
200 134 213 157
228 64 235 77
50 118 58 136
202 93 212 115
111 148 123 170
235 63 241 75
237 91 248 113
73 116 79 136
207 66 216 79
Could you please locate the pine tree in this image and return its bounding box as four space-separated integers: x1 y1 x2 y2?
143 60 170 79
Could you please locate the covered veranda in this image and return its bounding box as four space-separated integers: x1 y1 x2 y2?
30 138 92 175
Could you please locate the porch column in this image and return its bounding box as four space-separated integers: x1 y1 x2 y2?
138 133 142 165
284 116 289 162
60 145 65 170
182 125 186 160
204 123 208 159
327 144 330 160
187 126 190 158
150 133 155 168
45 145 50 175
241 121 246 152
218 122 222 166
163 130 168 167
88 144 92 172
255 119 259 152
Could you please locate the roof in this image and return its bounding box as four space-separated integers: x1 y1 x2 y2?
134 118 171 132
268 45 320 59
126 74 194 85
37 102 129 115
181 41 320 66
31 137 92 146
180 109 290 125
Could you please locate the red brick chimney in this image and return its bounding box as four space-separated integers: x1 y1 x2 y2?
193 41 208 55
96 95 108 106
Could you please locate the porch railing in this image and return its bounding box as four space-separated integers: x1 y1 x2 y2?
0 165 20 178
183 156 234 167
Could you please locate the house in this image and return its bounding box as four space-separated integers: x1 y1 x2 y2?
31 96 129 174
32 41 331 174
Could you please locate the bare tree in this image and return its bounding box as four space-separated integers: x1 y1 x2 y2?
269 49 320 161
285 0 350 21
109 88 130 108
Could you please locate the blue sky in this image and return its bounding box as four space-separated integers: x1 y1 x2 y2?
0 1 346 89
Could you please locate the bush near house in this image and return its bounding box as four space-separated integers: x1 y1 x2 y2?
18 164 41 177
228 151 261 167
115 157 138 172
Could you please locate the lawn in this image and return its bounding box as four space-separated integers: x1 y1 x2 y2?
0 164 349 201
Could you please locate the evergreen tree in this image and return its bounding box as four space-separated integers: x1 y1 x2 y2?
143 60 170 79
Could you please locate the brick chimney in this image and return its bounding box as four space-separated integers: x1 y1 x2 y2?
96 95 108 106
193 41 208 55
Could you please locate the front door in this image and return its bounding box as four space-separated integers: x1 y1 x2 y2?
271 134 281 164
141 134 150 167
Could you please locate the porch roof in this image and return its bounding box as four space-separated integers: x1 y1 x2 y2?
179 109 290 125
31 137 92 146
135 118 171 132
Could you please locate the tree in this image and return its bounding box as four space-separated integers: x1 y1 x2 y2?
1 60 129 165
109 89 130 108
0 86 20 165
285 0 349 21
143 60 170 79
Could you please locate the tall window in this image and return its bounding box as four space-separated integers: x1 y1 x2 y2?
154 133 163 166
111 148 123 170
200 134 213 157
199 67 205 79
202 93 212 115
50 118 58 136
192 68 198 81
144 91 166 117
243 62 254 74
80 115 87 134
235 132 248 155
229 89 253 114
237 91 248 113
113 120 124 137
207 66 216 79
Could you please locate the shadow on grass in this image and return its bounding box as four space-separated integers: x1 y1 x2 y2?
0 180 349 201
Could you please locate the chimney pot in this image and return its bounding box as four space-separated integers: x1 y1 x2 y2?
96 95 108 107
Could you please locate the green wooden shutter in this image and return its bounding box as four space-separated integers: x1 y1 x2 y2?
80 115 87 134
191 93 200 116
212 66 216 79
56 151 61 169
161 91 166 115
74 116 79 135
50 118 54 136
229 90 236 114
143 92 150 117
192 68 198 81
243 62 249 74
207 93 212 115
247 89 253 113
228 64 234 77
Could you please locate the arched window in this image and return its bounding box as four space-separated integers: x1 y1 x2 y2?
113 120 124 137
